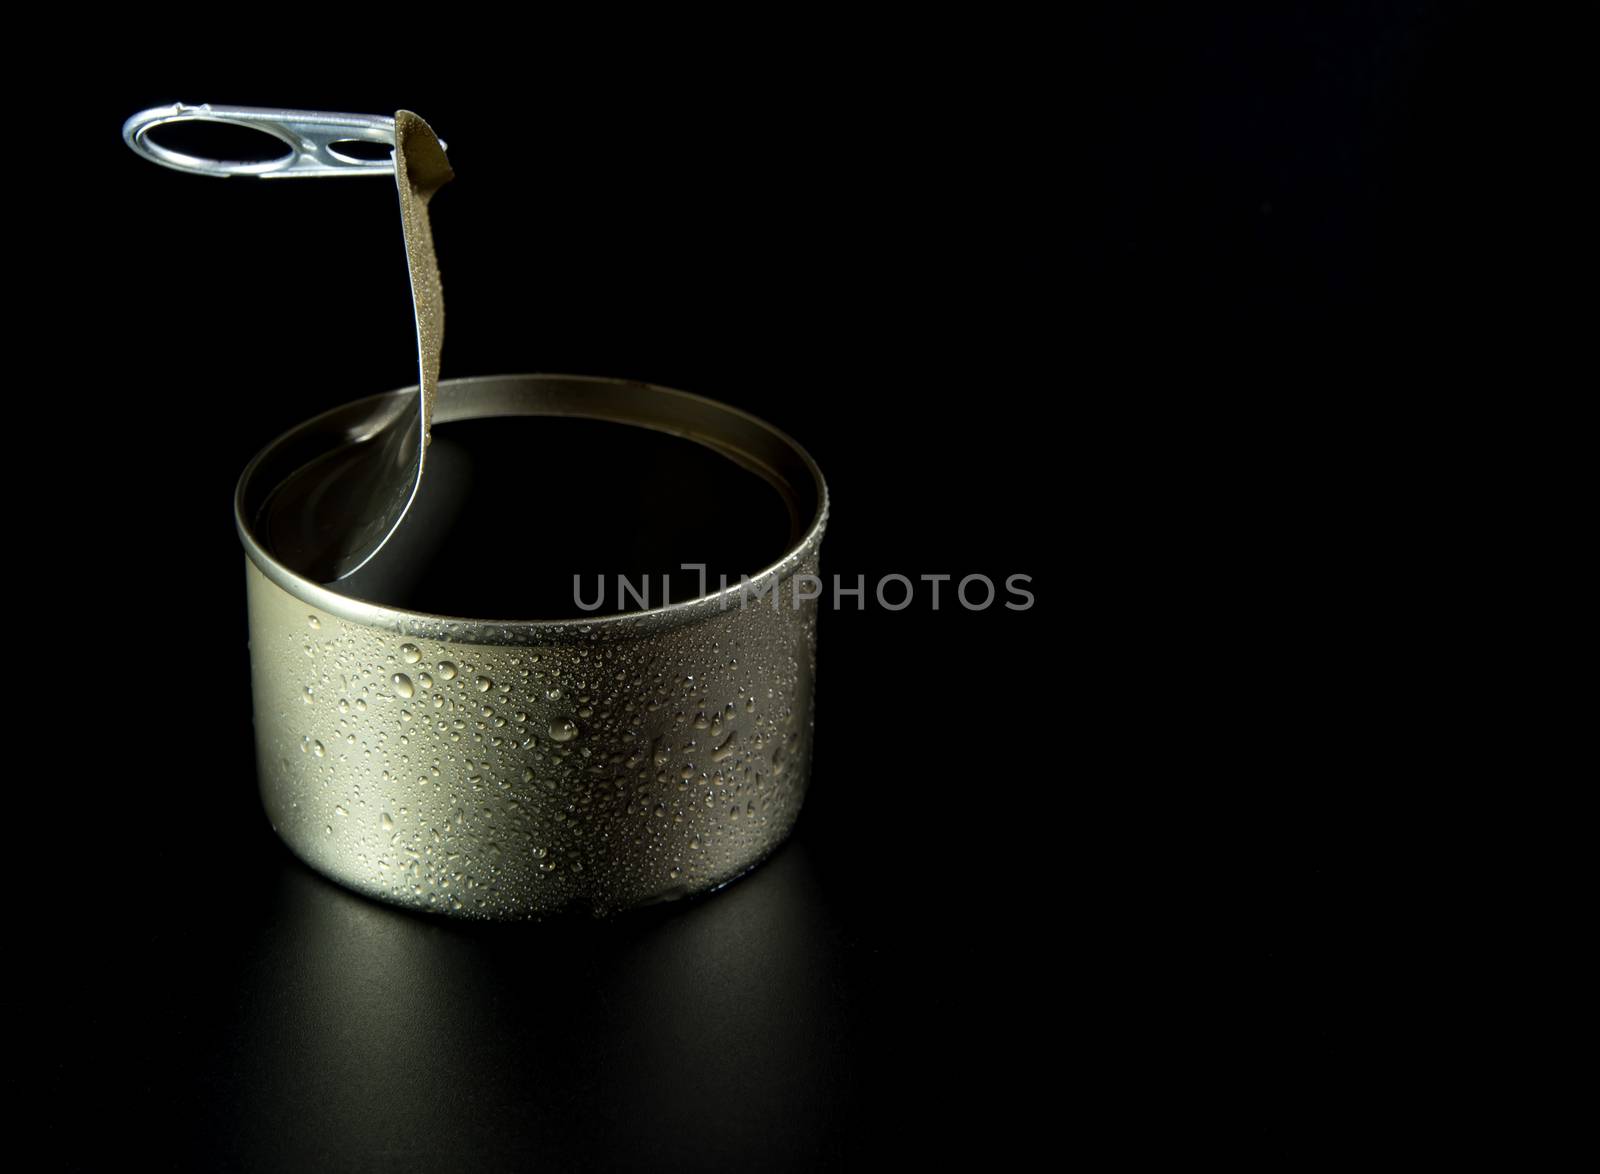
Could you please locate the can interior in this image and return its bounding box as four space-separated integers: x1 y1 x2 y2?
237 375 824 622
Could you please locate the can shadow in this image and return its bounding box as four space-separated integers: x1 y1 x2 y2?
199 835 857 1169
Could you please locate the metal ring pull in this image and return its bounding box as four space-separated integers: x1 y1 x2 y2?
121 102 447 179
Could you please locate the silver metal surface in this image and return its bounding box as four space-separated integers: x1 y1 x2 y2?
121 102 448 178
124 103 453 585
239 374 828 919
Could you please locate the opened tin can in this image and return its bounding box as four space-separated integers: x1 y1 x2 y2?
237 373 827 918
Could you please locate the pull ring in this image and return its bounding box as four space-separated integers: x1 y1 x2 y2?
122 102 447 178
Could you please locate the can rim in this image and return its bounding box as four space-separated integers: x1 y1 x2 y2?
236 373 829 643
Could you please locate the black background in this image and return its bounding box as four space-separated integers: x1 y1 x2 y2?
33 6 1540 1168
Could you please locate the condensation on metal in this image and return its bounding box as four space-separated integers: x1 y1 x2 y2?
239 374 828 919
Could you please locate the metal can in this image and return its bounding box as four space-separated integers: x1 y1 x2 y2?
237 373 827 918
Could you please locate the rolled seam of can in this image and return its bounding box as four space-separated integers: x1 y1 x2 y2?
238 374 827 919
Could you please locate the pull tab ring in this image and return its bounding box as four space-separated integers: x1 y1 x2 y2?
121 103 446 179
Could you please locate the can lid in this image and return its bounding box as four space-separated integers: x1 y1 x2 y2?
122 103 454 582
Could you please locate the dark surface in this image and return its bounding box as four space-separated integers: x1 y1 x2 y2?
292 416 801 617
33 8 1537 1168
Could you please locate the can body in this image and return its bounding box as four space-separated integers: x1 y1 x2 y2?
238 375 826 918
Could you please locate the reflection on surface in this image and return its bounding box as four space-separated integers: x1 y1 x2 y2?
196 840 854 1170
326 416 797 618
